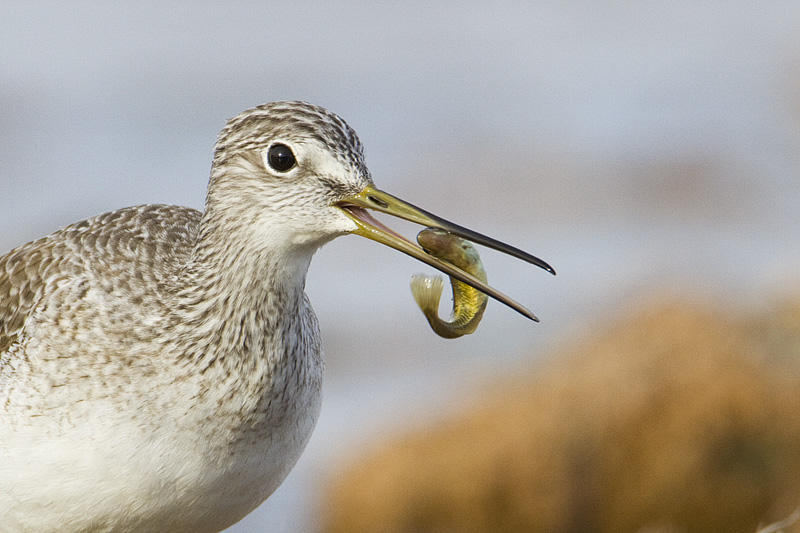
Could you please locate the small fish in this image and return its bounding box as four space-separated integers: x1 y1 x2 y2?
410 228 488 338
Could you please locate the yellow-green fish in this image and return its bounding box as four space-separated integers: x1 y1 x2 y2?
410 228 488 338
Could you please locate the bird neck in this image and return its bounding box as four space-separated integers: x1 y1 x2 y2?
167 204 318 373
161 214 323 437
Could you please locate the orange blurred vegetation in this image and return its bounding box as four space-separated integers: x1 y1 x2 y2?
321 296 800 533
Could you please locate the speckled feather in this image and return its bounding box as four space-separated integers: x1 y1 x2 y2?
0 101 371 532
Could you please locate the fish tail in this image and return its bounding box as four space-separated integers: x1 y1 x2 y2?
410 274 444 316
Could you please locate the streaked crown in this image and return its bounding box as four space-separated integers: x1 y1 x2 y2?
213 101 368 180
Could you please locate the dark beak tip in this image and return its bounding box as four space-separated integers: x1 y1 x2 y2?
533 258 556 276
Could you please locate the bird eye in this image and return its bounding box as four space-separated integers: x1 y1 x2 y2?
267 143 296 172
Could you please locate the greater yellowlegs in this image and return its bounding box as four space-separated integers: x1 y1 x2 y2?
0 101 554 531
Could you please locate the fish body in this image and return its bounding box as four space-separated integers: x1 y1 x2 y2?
410 228 488 338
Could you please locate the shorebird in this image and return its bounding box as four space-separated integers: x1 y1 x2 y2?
0 101 554 531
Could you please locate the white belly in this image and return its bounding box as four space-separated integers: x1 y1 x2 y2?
0 377 322 532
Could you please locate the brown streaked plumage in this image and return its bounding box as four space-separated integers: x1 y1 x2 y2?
0 101 554 532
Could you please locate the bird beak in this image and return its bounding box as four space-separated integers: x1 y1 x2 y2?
336 184 555 321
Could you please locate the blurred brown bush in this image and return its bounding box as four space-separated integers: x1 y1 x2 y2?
321 298 800 533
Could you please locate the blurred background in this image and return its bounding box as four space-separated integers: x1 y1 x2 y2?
3 2 800 531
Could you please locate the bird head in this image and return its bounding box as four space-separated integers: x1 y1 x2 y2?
207 101 554 319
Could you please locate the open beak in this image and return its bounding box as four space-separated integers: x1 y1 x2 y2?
336 184 555 322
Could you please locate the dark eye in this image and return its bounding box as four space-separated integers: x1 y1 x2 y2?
267 143 296 172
